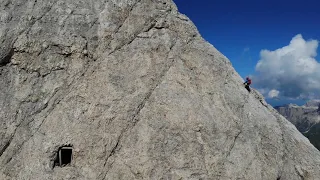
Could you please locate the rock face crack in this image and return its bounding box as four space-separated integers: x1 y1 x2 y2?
226 130 242 158
0 136 14 158
102 39 177 178
103 136 120 168
113 0 142 36
108 20 155 56
295 165 306 180
129 38 177 127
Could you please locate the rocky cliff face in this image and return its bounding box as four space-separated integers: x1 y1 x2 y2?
275 101 320 150
1 0 320 179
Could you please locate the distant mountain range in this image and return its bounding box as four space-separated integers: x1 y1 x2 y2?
275 100 320 150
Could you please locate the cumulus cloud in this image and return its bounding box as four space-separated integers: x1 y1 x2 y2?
255 34 320 99
268 89 280 98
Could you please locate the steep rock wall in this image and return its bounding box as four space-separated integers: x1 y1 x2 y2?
0 0 320 179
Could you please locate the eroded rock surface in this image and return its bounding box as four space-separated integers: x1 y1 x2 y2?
1 0 320 179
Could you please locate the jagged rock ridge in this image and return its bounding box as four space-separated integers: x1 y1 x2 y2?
0 0 320 179
276 100 320 150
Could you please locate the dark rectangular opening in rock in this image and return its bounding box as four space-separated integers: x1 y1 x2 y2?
0 48 14 67
59 147 72 166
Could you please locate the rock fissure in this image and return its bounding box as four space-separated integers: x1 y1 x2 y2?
108 21 155 55
101 135 121 180
104 136 120 165
130 41 177 127
0 87 62 165
0 136 13 158
112 0 142 37
101 39 178 178
294 165 305 180
108 4 174 56
41 67 65 78
101 160 116 180
226 130 242 158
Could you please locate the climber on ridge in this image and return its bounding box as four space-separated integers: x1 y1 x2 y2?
243 77 252 92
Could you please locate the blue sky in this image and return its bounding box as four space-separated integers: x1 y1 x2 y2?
173 0 320 106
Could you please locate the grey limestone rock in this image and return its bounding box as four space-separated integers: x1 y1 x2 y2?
0 0 320 179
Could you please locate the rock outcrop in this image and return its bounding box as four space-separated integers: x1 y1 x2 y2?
276 100 320 150
1 0 320 179
305 100 320 108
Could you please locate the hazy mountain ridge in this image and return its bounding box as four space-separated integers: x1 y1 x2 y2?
275 100 320 150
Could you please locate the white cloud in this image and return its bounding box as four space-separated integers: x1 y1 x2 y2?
255 34 320 99
268 89 280 98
